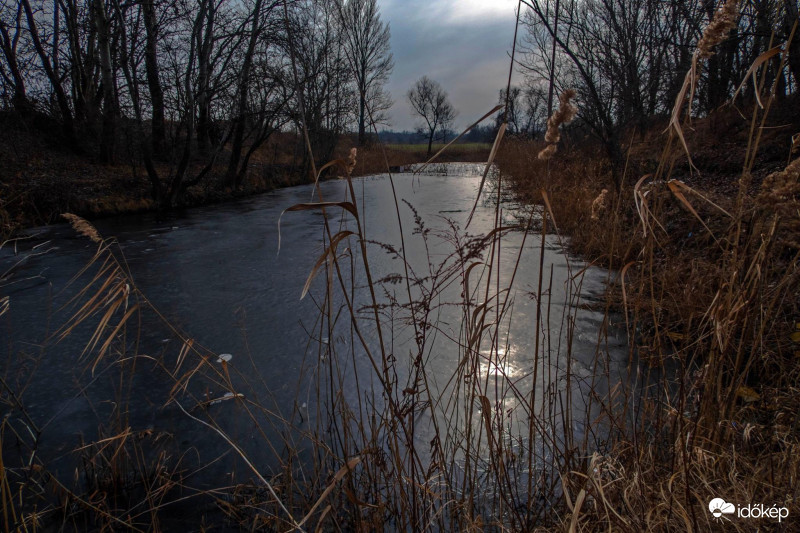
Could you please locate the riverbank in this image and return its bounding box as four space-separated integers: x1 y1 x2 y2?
497 94 799 265
0 113 490 237
494 94 800 529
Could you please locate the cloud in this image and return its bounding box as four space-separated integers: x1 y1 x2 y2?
379 0 520 131
382 0 516 25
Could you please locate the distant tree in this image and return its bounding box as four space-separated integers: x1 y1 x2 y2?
522 84 548 136
337 0 393 146
463 124 495 143
436 125 455 144
407 76 457 157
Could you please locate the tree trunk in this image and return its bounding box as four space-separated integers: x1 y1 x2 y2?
357 60 367 146
141 0 166 155
20 0 75 139
0 9 28 112
60 0 93 126
358 89 366 146
427 129 433 157
165 1 204 209
784 0 800 85
110 0 163 204
236 133 271 187
196 0 215 152
546 0 560 116
93 0 116 163
227 0 263 189
756 0 772 80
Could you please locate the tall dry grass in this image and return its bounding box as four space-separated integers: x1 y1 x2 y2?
494 8 800 532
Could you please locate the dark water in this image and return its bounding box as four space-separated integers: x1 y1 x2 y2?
1 163 626 505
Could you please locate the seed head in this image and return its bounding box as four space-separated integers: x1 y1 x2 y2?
538 90 578 160
346 147 357 176
696 0 739 59
62 213 102 243
591 189 609 220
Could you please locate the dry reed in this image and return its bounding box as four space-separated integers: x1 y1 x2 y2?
61 213 103 244
538 89 577 160
495 3 800 530
696 0 739 59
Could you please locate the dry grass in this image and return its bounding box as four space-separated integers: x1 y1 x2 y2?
494 22 800 532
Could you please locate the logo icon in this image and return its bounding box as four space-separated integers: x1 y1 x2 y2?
709 498 736 520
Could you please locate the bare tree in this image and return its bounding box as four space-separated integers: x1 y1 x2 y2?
20 0 74 138
784 0 800 85
225 0 289 189
521 0 677 188
92 0 116 162
337 0 393 146
494 86 547 137
288 0 355 171
407 76 456 157
194 0 217 152
0 2 28 111
139 0 166 155
496 87 524 135
523 84 548 136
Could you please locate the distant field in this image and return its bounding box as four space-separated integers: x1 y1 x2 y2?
350 141 492 175
385 143 492 152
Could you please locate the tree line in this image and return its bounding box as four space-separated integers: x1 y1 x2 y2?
517 0 799 187
0 0 394 208
1 0 797 206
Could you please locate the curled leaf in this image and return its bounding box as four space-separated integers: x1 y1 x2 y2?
302 231 357 299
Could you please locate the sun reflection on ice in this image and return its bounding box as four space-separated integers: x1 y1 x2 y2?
478 346 522 379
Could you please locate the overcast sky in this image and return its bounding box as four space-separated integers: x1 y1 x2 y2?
378 0 521 132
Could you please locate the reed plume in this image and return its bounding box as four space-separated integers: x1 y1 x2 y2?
590 188 609 220
537 143 558 161
62 213 102 243
346 147 357 176
696 0 739 59
538 89 577 160
759 157 800 201
757 157 800 247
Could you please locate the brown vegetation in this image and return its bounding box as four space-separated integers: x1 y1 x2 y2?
492 82 800 530
0 114 488 236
